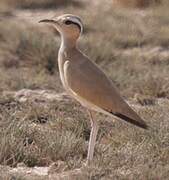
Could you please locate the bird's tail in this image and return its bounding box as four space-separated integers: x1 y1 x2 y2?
112 112 148 129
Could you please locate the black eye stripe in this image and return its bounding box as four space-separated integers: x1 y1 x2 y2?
65 20 72 25
64 20 81 32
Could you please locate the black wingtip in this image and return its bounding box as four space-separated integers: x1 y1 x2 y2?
112 113 148 130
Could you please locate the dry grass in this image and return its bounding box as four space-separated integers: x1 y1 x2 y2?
112 0 161 8
0 91 169 179
0 0 80 10
0 0 169 179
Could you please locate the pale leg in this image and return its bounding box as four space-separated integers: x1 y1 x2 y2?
86 110 99 165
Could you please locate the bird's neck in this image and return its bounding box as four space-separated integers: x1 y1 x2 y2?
60 35 77 50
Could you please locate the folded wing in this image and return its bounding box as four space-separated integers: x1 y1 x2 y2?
64 58 148 129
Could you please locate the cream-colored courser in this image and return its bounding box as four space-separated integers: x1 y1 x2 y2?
39 14 148 165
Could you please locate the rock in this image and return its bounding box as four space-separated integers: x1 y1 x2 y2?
3 89 70 103
17 162 27 168
48 161 68 174
0 164 87 180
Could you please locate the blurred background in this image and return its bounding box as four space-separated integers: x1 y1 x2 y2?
0 0 169 179
0 0 168 97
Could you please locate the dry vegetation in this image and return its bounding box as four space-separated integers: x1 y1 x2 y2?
112 0 161 8
0 0 169 179
0 0 80 10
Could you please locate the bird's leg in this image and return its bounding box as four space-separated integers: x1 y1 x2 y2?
86 110 99 166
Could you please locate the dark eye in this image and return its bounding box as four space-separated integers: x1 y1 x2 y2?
65 20 72 25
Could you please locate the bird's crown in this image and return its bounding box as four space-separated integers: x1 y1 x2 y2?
58 14 83 33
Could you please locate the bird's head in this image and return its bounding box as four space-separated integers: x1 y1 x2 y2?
39 14 83 41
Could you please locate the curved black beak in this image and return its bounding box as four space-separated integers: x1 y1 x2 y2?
38 19 57 25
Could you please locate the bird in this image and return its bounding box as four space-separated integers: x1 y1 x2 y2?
39 14 148 166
